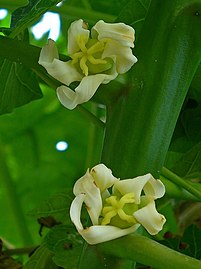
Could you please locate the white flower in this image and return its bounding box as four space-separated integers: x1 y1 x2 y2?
38 19 137 109
70 164 166 245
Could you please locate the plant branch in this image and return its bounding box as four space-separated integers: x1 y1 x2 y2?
99 234 201 269
161 167 201 201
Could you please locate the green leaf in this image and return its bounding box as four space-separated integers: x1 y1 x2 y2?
0 58 42 115
116 0 151 36
190 64 201 103
45 224 83 269
10 0 61 38
172 141 201 179
79 243 136 269
28 191 73 224
179 225 201 259
161 225 201 260
181 105 201 143
23 243 58 269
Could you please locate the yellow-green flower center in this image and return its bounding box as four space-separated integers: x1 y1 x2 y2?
70 35 113 76
101 193 138 228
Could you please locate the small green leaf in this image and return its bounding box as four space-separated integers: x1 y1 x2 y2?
28 191 73 224
0 58 42 115
172 141 201 179
161 225 201 260
181 225 201 259
23 243 58 269
10 0 61 38
45 224 83 269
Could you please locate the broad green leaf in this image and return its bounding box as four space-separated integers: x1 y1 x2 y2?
28 191 73 224
44 224 83 269
0 58 42 115
172 141 201 179
10 0 61 38
23 243 58 269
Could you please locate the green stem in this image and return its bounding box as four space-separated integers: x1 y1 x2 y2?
4 246 36 255
99 234 201 269
77 105 105 130
0 146 33 245
160 175 199 201
161 167 201 200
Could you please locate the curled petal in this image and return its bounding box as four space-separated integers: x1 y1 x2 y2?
78 224 140 245
57 72 117 109
90 164 119 192
143 177 165 199
134 201 166 235
73 171 102 225
68 19 90 55
113 174 152 204
103 41 137 74
38 39 59 63
92 20 135 48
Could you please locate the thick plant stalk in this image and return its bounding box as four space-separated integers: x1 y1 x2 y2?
99 234 201 269
99 0 201 268
101 0 201 179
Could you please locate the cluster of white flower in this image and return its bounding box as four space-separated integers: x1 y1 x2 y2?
39 21 166 245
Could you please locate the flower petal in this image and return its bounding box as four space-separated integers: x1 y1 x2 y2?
103 41 137 74
68 19 90 55
79 224 140 245
70 193 85 231
39 39 82 86
134 201 166 235
113 174 152 204
92 20 135 48
73 170 102 225
90 164 119 192
57 72 117 109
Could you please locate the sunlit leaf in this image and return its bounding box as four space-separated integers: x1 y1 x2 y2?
10 0 61 38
